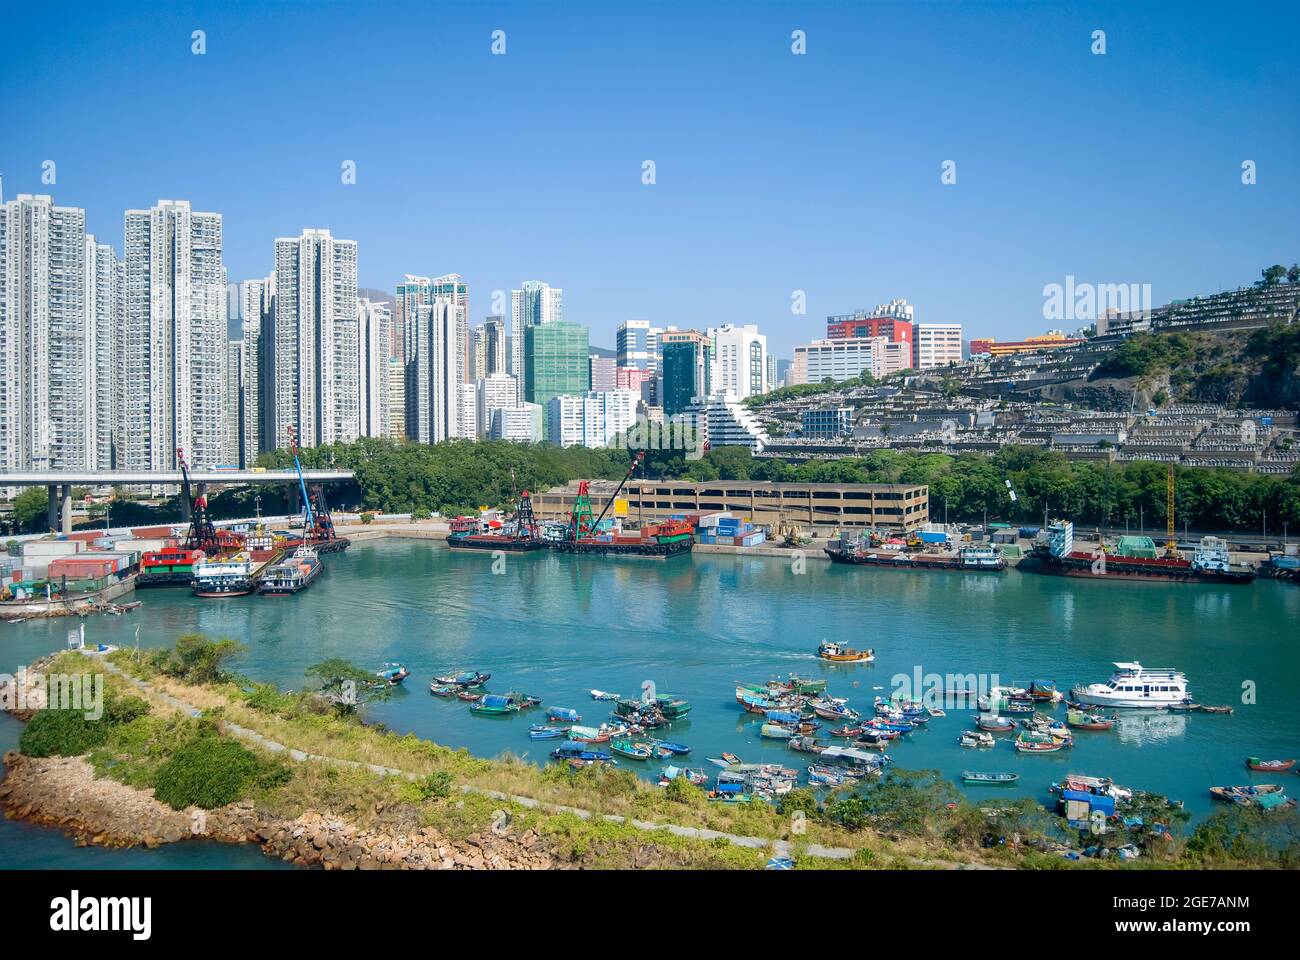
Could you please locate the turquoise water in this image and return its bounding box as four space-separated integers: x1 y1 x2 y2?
3 539 1298 867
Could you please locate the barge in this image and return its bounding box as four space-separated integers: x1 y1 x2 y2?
1020 521 1255 584
448 491 549 552
191 554 257 597
826 538 1005 572
552 454 692 559
258 545 321 595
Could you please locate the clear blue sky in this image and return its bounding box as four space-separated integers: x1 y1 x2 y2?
2 0 1296 356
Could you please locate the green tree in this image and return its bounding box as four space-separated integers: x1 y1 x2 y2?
11 487 49 532
306 658 394 716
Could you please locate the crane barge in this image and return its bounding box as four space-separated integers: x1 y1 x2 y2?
551 451 693 558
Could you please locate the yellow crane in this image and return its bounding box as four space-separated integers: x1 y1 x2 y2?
1165 464 1179 558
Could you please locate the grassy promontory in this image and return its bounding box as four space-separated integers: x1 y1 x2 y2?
4 638 1296 870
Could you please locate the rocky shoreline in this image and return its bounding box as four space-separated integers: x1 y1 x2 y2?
0 751 560 869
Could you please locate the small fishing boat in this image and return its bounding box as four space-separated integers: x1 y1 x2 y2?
470 693 522 715
960 731 995 748
457 691 482 702
807 765 850 787
760 723 795 740
435 670 491 688
649 739 691 756
962 771 1019 784
550 741 615 765
1246 757 1297 772
976 714 1016 733
853 731 893 749
529 725 567 740
659 765 708 787
376 662 410 685
506 692 543 708
928 707 947 718
1199 704 1234 715
784 674 828 695
1165 700 1200 712
817 640 874 663
589 689 621 701
1210 784 1294 809
708 780 754 804
830 724 864 738
787 735 824 754
706 753 741 768
1028 680 1059 702
610 738 655 761
1067 709 1116 731
567 725 611 744
429 682 458 697
546 707 581 723
1014 732 1067 753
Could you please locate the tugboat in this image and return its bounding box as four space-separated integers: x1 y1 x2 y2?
258 545 321 595
191 554 257 597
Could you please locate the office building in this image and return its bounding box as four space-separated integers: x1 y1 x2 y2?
524 321 589 431
511 280 562 400
707 323 768 400
660 330 712 416
913 322 963 369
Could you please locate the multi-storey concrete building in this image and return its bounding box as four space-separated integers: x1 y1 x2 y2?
708 323 768 400
476 372 518 438
85 234 122 469
913 322 963 369
357 297 391 439
546 389 638 448
406 299 462 443
511 280 562 401
121 200 228 470
1 194 88 471
239 275 274 463
791 336 888 385
272 229 358 448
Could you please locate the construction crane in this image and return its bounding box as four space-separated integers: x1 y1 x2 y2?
1165 463 1179 558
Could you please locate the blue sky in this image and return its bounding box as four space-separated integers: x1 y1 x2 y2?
2 0 1296 356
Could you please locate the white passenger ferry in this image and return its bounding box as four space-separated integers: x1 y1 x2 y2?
1070 662 1192 709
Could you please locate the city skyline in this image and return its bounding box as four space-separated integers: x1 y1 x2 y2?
3 1 1296 359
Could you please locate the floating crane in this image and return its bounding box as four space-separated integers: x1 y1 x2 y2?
285 427 350 553
568 450 645 542
176 447 242 555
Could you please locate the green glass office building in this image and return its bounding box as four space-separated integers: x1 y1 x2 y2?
524 322 590 432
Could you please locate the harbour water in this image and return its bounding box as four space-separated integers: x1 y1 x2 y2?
3 539 1298 867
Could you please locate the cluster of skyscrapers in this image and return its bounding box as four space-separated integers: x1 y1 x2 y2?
1 178 969 472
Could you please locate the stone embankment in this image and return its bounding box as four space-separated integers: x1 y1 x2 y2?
0 751 558 869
